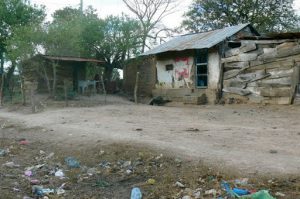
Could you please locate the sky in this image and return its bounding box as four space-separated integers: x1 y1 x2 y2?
29 0 193 28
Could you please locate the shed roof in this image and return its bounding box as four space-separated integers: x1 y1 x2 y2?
43 55 104 63
142 24 256 56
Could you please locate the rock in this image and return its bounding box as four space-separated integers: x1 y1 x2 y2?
175 181 185 188
269 150 278 154
182 196 191 199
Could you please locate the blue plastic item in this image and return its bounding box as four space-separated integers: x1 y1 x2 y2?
65 157 80 168
233 188 251 196
131 187 142 199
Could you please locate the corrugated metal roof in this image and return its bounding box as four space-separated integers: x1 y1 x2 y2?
142 24 251 56
43 55 104 63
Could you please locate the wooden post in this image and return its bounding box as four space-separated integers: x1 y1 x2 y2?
0 73 4 106
101 76 107 104
20 76 26 106
30 84 35 113
64 79 68 107
134 72 140 104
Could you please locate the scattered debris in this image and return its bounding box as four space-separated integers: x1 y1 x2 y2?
275 192 286 197
0 149 7 156
269 150 278 154
131 187 142 199
175 181 185 188
146 178 156 185
54 169 64 178
185 128 200 132
3 161 20 168
65 157 80 168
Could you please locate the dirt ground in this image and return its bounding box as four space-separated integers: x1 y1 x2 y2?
0 95 300 198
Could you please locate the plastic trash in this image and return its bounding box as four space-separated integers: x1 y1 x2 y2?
55 169 65 178
65 157 80 168
147 178 156 185
0 149 6 156
19 140 29 145
221 181 238 197
32 186 54 196
56 188 65 195
241 190 275 199
24 170 33 177
233 188 251 196
131 187 142 199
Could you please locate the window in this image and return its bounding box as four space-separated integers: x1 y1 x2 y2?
165 64 173 71
195 49 208 88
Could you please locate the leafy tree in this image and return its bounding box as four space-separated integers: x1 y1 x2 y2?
0 0 45 72
44 7 142 81
182 0 300 33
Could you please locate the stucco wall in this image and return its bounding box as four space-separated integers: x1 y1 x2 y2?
156 56 194 89
207 48 221 90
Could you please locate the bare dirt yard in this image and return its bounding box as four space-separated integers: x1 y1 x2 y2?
0 95 300 198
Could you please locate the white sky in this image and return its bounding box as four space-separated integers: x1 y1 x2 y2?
30 0 193 28
29 0 300 28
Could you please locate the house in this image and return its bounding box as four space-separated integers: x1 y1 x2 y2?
140 24 259 104
22 55 104 95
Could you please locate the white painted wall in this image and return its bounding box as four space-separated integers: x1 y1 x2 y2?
156 57 194 89
207 49 221 90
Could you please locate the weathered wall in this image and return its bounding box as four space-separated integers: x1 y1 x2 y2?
156 56 194 89
222 40 300 105
152 49 221 104
123 56 156 96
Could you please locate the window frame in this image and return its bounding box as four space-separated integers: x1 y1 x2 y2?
195 49 208 88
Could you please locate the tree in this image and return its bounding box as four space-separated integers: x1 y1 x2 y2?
84 14 143 80
0 0 45 104
122 0 178 52
0 0 45 72
182 0 300 33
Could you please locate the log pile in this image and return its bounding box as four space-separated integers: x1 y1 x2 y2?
221 40 300 104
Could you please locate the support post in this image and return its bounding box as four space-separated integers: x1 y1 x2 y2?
134 72 140 104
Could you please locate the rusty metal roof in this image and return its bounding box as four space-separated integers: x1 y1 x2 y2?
43 55 104 63
142 24 253 56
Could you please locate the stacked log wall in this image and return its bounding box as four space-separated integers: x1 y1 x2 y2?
222 40 300 104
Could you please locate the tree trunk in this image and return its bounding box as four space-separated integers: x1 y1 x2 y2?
104 66 113 82
0 52 4 106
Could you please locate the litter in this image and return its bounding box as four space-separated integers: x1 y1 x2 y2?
146 178 156 185
32 185 55 196
241 190 275 199
233 188 251 196
131 187 142 199
65 157 80 168
55 169 65 178
19 140 29 145
56 188 65 195
24 170 33 177
175 181 185 188
3 161 20 168
0 149 7 156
